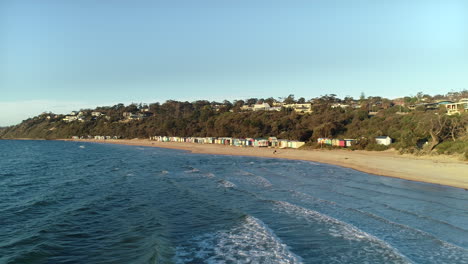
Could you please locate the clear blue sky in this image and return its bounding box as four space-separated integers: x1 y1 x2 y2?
1 0 467 125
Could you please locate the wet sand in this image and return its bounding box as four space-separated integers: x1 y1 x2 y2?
66 139 468 189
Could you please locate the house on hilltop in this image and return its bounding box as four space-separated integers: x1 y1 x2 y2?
283 103 312 114
445 99 468 115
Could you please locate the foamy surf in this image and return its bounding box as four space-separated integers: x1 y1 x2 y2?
218 179 236 188
174 215 303 264
237 170 273 188
184 167 200 173
272 201 412 263
204 173 215 178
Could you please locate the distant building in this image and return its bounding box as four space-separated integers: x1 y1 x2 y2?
375 136 392 146
246 103 281 112
123 111 152 120
240 105 253 111
123 112 138 119
91 111 103 117
283 103 312 113
331 103 350 109
253 103 272 111
436 100 455 105
445 99 468 115
63 115 78 122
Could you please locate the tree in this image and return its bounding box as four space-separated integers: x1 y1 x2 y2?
232 100 245 112
264 97 276 106
246 98 258 106
417 113 450 151
416 91 424 102
359 92 366 101
283 94 296 104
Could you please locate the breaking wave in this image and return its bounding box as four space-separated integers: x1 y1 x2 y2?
174 215 302 264
272 201 412 263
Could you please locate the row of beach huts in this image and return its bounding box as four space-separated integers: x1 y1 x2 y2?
149 136 306 149
317 136 392 147
72 136 120 140
317 138 356 147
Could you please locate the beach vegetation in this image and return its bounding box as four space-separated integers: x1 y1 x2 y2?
1 92 467 158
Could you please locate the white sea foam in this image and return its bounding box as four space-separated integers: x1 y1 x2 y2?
299 160 320 165
204 173 215 178
239 170 254 176
273 201 411 263
79 145 85 149
218 179 236 188
289 190 337 205
184 168 200 173
174 215 303 263
237 170 272 187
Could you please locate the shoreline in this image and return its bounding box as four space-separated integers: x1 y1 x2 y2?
61 138 468 190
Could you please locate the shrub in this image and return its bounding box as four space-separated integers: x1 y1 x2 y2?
435 140 468 155
365 143 389 151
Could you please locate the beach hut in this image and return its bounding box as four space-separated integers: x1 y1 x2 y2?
317 138 326 147
331 139 339 147
231 138 241 146
268 137 279 147
254 138 269 147
339 140 346 147
375 136 392 146
222 137 231 145
289 141 305 149
238 138 247 146
278 139 289 148
244 138 254 146
344 139 355 147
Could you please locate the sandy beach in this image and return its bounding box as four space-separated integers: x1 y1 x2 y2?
65 139 468 189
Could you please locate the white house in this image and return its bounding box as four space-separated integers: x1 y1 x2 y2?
331 103 350 109
283 103 312 113
445 99 468 115
375 136 392 146
63 115 78 122
240 105 253 111
253 103 272 111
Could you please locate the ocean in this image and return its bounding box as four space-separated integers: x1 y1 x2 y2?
0 140 467 264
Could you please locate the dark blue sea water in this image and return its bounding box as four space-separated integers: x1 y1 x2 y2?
1 140 467 264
